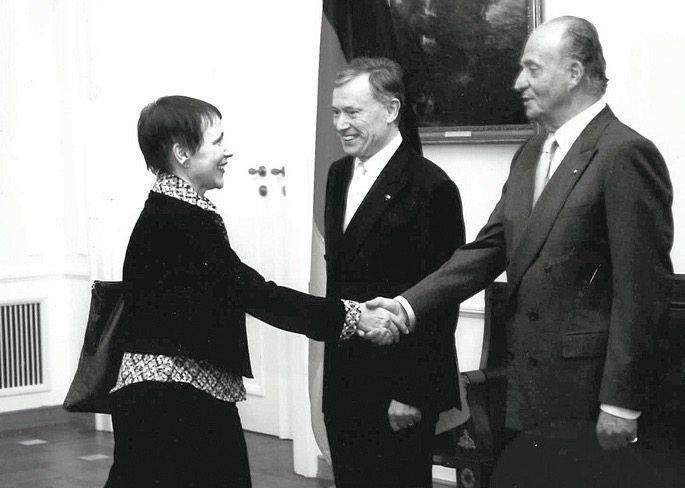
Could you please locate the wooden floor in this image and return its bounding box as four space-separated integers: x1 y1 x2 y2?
0 407 451 487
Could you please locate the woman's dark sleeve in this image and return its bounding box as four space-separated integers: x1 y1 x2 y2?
229 248 346 342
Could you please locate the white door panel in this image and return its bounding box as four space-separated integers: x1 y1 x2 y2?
213 156 289 438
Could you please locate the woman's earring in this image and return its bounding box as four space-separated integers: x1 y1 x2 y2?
182 160 190 169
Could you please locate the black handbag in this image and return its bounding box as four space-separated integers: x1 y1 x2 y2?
63 280 125 414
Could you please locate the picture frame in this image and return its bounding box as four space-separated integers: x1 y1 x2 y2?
389 0 542 144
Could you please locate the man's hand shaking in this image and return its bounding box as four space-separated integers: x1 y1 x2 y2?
357 302 410 346
365 297 413 332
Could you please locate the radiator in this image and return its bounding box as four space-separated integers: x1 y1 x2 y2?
0 303 44 392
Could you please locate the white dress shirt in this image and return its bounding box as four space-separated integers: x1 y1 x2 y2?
547 98 607 180
398 99 640 420
343 131 402 232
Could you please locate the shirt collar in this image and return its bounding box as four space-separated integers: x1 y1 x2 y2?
353 131 403 176
552 98 606 153
152 172 218 213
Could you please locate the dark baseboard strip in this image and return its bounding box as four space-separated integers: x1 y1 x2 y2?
0 405 94 433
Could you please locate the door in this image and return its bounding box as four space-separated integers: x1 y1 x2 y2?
208 2 323 446
214 151 293 437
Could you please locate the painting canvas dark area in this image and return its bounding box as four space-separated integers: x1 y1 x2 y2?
389 0 532 130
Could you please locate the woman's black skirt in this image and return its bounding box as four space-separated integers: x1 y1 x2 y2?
105 381 251 487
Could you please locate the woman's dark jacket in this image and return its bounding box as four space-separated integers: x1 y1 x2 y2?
119 191 345 377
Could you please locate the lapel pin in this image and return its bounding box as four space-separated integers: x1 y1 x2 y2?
572 169 579 174
384 194 392 201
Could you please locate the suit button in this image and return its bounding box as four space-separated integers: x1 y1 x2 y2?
528 356 539 367
527 309 539 321
543 262 552 272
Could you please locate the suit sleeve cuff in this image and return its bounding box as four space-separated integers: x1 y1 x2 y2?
395 296 416 328
600 403 641 420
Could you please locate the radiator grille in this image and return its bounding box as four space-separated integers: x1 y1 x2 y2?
0 303 43 390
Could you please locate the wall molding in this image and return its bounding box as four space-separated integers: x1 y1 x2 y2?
459 305 485 319
0 269 90 283
459 295 485 318
244 378 266 397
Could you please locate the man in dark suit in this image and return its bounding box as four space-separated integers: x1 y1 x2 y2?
370 17 674 486
323 57 465 488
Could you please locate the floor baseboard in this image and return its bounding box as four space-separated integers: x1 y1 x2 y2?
0 405 92 433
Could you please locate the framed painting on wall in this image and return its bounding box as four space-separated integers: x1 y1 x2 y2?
389 0 542 143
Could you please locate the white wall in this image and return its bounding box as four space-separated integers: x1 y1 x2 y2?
0 0 90 280
0 0 91 413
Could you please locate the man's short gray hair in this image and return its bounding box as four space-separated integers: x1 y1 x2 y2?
335 57 405 110
555 16 609 95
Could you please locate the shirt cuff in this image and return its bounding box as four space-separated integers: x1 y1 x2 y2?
600 403 641 420
339 299 361 341
395 296 416 328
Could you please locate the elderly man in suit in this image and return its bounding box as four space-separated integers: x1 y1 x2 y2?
322 57 465 488
370 16 674 486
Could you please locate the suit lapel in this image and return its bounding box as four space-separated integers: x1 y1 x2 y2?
506 135 546 249
341 143 414 256
507 107 616 288
326 158 354 253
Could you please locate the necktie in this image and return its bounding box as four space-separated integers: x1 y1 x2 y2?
533 135 558 206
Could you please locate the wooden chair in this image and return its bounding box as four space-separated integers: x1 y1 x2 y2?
433 282 509 488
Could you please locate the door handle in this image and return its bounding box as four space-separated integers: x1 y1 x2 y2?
248 166 267 177
270 166 285 176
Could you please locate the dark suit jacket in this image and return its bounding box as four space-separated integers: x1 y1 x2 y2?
403 107 673 431
120 191 346 376
323 141 465 414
